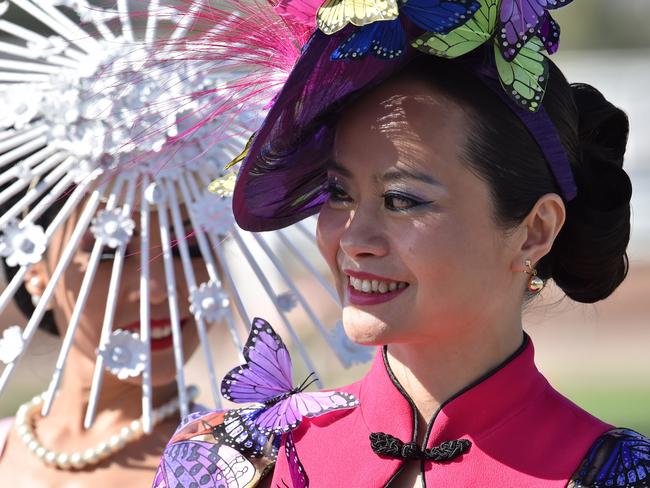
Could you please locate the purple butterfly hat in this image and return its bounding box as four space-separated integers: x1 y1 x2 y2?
232 27 416 232
232 1 578 232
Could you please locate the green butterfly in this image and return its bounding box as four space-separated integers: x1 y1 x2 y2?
411 0 549 112
494 36 549 112
412 0 498 58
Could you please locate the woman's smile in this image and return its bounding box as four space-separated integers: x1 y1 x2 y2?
344 269 410 306
116 318 192 351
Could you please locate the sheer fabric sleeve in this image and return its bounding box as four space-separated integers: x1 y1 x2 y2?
567 428 650 488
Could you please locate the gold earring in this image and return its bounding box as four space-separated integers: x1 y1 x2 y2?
524 259 545 293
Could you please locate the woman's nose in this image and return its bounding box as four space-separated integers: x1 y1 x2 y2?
125 257 168 305
147 258 169 305
339 207 389 259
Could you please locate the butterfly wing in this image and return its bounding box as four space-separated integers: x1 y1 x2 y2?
401 0 480 34
250 390 360 435
543 0 574 10
158 440 257 488
252 397 303 435
211 407 271 458
412 0 497 58
498 0 572 61
169 410 227 444
572 429 650 488
494 36 548 112
332 19 405 60
285 431 309 488
538 11 560 55
293 390 360 418
221 318 294 404
152 463 169 488
317 0 400 35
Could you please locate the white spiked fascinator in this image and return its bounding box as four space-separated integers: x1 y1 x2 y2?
0 0 372 435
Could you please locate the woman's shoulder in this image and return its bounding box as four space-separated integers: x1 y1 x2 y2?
153 408 278 488
567 428 650 488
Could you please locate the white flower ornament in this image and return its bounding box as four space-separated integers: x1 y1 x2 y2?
190 281 231 323
0 221 47 267
0 326 25 365
190 193 235 237
90 208 135 249
98 330 147 380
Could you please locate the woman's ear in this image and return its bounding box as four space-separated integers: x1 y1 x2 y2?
511 193 566 271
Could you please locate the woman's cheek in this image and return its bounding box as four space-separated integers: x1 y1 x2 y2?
317 208 343 262
317 207 347 290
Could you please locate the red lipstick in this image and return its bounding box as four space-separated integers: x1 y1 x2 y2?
343 269 409 306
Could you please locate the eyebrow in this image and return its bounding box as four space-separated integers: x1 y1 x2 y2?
326 159 441 187
381 168 442 187
326 159 352 177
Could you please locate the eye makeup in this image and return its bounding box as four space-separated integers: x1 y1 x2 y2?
383 191 433 212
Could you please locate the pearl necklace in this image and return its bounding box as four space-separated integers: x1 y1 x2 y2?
14 385 198 470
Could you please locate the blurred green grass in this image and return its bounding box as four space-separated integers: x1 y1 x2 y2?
566 388 650 436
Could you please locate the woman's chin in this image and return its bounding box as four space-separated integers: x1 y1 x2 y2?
342 307 392 345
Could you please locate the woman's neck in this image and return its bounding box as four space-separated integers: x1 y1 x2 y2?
33 347 178 452
385 321 524 437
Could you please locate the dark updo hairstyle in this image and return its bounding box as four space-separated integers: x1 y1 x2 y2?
403 54 632 303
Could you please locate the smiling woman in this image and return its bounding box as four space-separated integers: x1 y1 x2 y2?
151 0 649 487
0 191 205 487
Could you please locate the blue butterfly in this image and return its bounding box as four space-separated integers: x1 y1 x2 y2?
332 0 480 60
572 429 650 487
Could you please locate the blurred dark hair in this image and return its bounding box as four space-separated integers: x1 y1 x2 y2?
401 53 632 303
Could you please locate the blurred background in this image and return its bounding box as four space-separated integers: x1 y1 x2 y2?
0 0 648 436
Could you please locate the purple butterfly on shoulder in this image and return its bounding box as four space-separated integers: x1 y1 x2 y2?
221 317 359 435
218 318 359 488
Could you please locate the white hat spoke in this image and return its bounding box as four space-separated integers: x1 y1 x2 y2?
0 182 107 396
149 181 189 418
85 177 137 429
231 228 323 388
164 177 221 408
138 174 154 433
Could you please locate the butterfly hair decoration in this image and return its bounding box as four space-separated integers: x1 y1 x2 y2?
275 0 575 111
221 317 359 435
329 0 481 60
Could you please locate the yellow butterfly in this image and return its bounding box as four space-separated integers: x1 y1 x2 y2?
208 133 256 197
208 171 237 197
317 0 399 35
